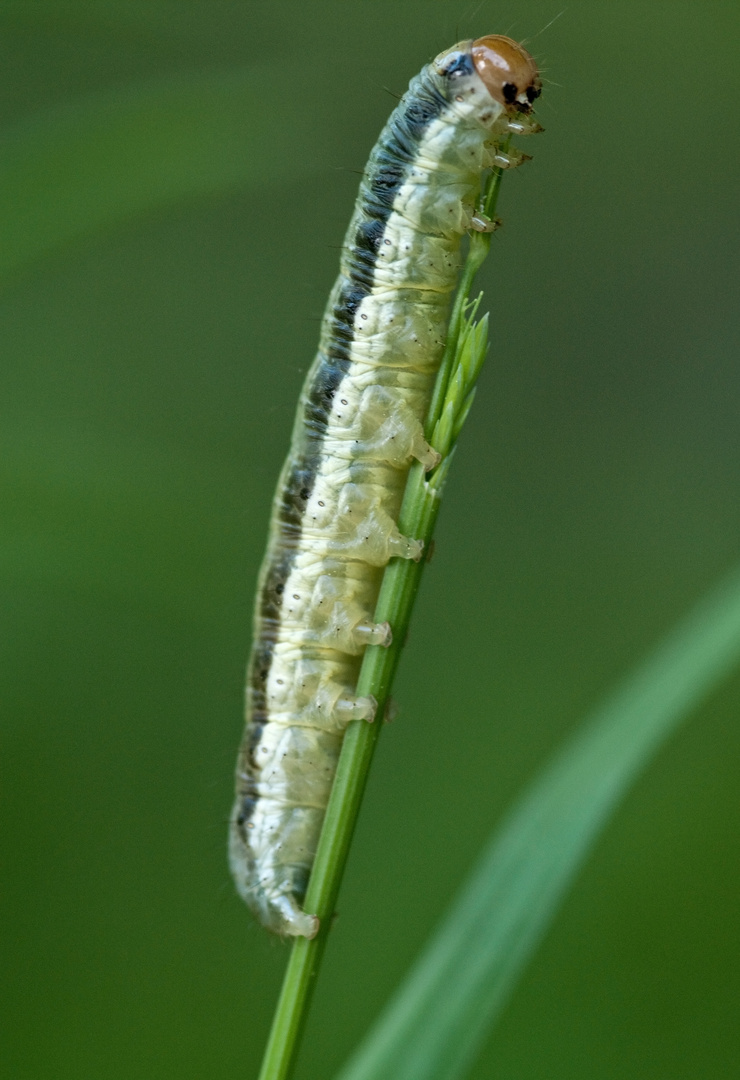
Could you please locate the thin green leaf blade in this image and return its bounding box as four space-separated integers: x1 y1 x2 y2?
335 564 740 1080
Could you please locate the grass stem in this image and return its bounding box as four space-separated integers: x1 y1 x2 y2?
256 159 508 1080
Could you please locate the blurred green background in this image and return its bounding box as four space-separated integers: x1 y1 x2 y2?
2 3 739 1077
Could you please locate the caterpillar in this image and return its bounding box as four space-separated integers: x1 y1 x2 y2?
229 35 541 938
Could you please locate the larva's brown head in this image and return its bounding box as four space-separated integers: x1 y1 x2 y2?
471 35 541 113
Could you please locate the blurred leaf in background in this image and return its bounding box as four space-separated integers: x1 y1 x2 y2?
0 66 330 279
1 3 739 1079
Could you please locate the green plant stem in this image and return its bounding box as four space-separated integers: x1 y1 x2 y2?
256 159 508 1080
425 145 507 436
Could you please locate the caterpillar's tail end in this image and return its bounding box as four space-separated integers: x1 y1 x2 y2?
288 910 320 939
265 893 320 939
229 818 320 939
232 872 321 939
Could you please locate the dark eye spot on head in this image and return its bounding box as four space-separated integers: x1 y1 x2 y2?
502 82 517 104
526 84 541 102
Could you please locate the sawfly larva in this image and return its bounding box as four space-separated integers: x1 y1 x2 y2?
230 35 541 937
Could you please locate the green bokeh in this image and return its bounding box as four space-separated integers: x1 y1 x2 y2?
2 3 739 1078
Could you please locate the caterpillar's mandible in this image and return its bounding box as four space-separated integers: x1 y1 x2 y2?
229 36 541 937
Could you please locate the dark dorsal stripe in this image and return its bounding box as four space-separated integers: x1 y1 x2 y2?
241 72 450 828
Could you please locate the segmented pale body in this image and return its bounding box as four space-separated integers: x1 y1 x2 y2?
229 37 541 937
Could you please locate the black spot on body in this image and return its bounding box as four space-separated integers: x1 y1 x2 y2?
246 721 267 769
441 52 474 79
236 794 257 828
502 82 517 104
371 164 406 205
342 286 366 318
356 219 384 253
403 98 438 132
